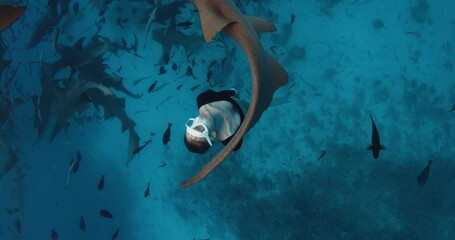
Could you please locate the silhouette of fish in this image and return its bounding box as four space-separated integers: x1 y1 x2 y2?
72 151 82 174
181 0 288 187
163 123 172 145
148 80 158 93
317 149 326 161
112 227 120 240
14 219 20 233
79 216 86 231
186 66 196 79
144 182 150 198
417 159 432 186
449 104 455 112
158 163 167 167
133 140 152 154
290 14 296 24
100 209 113 219
367 114 385 159
51 229 59 240
97 175 105 191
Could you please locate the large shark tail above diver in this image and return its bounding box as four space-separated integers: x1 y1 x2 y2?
181 0 288 187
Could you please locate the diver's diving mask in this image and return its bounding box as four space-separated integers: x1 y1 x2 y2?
185 117 213 146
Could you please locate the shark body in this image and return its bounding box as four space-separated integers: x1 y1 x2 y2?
181 0 288 187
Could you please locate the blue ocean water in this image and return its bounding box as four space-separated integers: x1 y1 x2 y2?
1 0 454 239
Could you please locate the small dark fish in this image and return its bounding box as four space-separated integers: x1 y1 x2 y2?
162 123 172 145
164 54 170 64
98 9 105 16
150 132 156 136
208 60 217 68
144 182 150 198
291 14 296 24
157 163 167 167
176 21 193 28
154 82 169 92
79 216 86 231
159 66 167 75
132 75 152 86
372 19 385 29
172 63 177 71
176 84 183 90
186 66 195 79
121 38 127 48
221 58 227 67
51 229 59 240
98 175 105 191
133 140 152 154
14 219 21 234
417 160 432 186
206 70 212 82
73 2 80 14
190 84 201 91
148 80 158 93
116 66 122 73
405 31 421 37
367 114 385 159
449 104 455 112
317 150 326 161
100 209 113 219
112 228 120 240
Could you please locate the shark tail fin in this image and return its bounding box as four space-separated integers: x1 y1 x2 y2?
246 16 276 34
192 0 234 42
50 121 67 143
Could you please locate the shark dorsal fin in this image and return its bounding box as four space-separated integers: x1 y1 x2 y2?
73 37 86 52
246 16 276 34
192 0 235 42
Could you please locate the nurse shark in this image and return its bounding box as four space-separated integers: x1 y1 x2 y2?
181 0 289 187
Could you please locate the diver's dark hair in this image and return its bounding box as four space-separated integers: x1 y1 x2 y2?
184 132 211 154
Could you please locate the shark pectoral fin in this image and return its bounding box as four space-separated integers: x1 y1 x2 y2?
196 4 234 42
380 145 386 150
50 121 64 143
246 16 277 34
0 5 27 33
367 145 372 150
267 53 289 91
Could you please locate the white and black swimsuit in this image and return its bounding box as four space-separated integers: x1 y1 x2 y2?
196 89 245 151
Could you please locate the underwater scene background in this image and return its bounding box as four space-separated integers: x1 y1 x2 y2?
1 0 454 239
